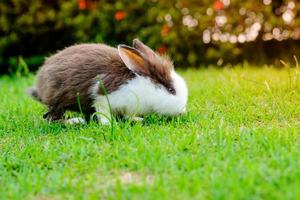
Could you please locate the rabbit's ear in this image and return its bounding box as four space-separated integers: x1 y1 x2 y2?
118 45 150 75
132 39 156 60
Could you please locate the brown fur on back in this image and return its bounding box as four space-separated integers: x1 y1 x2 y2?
35 44 135 120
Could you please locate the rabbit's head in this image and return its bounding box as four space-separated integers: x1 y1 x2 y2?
118 39 188 115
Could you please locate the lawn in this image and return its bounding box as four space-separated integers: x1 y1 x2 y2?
1 66 300 199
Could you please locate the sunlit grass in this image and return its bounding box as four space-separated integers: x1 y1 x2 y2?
0 66 300 199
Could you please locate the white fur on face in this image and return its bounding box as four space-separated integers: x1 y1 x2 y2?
92 71 188 119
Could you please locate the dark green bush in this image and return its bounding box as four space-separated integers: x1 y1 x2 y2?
0 0 299 74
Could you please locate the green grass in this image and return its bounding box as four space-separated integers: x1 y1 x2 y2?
1 67 300 200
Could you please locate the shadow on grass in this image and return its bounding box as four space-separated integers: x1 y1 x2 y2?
15 112 198 140
114 112 196 127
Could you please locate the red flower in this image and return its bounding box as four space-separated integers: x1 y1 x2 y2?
78 0 97 10
213 0 224 11
157 46 167 54
115 11 126 21
161 24 170 37
78 0 87 10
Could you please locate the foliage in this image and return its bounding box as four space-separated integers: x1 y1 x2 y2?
0 0 300 73
1 67 300 198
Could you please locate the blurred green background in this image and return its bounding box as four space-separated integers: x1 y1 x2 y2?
0 0 299 74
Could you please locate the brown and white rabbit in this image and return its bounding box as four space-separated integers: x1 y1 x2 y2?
28 39 188 124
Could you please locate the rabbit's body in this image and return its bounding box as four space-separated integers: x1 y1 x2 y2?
33 44 134 121
29 39 188 123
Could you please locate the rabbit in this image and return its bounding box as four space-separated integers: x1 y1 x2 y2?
28 39 188 124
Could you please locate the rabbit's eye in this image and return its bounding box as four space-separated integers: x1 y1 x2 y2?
167 87 176 95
